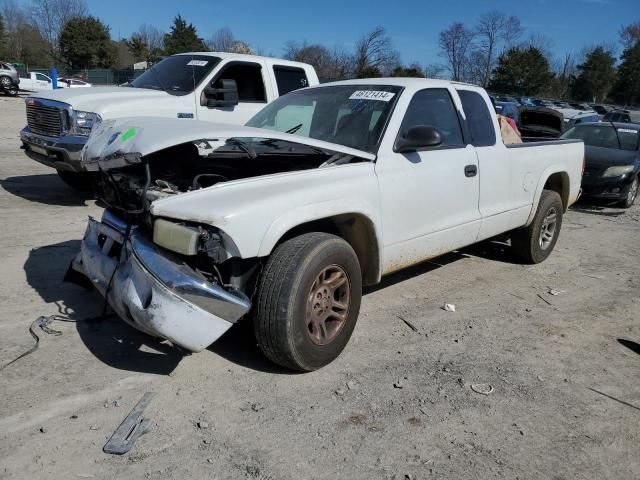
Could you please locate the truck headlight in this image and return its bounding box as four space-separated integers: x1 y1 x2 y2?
602 165 634 178
72 110 101 136
153 219 202 256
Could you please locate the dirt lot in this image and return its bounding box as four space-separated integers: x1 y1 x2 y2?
0 94 639 480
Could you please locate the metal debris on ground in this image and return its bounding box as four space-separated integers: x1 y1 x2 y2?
442 303 456 312
536 294 553 306
103 392 155 455
548 288 564 296
397 314 418 332
470 384 494 395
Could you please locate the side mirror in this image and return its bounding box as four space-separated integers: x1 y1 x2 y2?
395 125 443 153
201 78 239 108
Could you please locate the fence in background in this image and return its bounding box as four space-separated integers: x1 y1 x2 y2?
14 67 144 85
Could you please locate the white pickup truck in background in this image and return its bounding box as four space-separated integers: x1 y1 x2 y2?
19 52 319 189
67 78 584 372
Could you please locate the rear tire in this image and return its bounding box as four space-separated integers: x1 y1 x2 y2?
57 170 96 192
252 232 362 372
511 189 563 264
0 75 12 88
618 175 638 208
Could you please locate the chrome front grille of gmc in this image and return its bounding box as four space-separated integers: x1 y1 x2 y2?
26 100 67 137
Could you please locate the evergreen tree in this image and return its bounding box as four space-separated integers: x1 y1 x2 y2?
612 41 640 106
570 46 616 102
163 15 206 55
59 16 116 68
488 47 553 95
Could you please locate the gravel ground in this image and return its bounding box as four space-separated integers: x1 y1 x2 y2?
1 94 639 480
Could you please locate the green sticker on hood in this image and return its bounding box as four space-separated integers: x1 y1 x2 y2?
121 128 137 142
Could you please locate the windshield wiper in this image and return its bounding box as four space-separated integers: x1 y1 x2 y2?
146 66 167 93
285 123 303 134
228 138 257 159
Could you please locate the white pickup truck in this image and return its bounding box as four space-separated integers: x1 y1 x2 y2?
19 52 318 189
67 78 584 371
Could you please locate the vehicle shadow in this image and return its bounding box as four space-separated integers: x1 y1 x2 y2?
207 320 297 375
23 240 184 375
618 338 640 356
570 197 626 217
1 174 91 207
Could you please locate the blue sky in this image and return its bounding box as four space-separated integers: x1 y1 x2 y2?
26 0 640 63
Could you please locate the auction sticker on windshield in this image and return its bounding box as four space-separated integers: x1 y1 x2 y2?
618 129 638 134
349 90 396 102
187 60 209 67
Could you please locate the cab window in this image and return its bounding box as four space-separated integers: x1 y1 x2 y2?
458 90 496 147
399 88 464 147
274 66 309 96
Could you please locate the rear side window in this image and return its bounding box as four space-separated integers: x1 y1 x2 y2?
273 66 309 96
215 63 266 102
399 89 464 147
458 90 496 147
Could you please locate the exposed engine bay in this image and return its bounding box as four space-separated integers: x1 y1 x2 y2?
96 137 364 220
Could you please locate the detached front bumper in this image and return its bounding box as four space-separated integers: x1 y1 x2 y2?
68 211 251 352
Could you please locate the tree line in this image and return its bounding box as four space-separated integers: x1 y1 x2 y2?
0 1 638 105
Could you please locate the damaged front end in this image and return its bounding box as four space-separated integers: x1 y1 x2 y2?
68 210 251 351
68 117 373 350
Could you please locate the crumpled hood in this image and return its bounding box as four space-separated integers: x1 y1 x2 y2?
81 116 375 170
28 87 171 114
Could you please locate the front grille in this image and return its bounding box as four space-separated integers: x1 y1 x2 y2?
26 102 64 137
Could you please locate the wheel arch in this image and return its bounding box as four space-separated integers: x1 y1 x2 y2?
260 212 382 286
526 169 570 226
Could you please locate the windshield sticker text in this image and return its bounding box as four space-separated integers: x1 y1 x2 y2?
349 90 395 102
187 60 209 67
617 128 638 134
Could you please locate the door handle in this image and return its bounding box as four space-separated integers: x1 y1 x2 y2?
464 165 478 177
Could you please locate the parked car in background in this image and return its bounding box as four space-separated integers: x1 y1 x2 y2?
519 107 564 138
18 72 57 92
516 96 537 107
590 104 611 119
0 61 20 96
602 110 640 124
561 122 640 207
67 78 584 370
555 108 599 129
19 52 319 190
58 78 93 88
495 95 521 105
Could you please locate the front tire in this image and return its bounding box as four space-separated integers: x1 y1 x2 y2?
619 175 638 208
511 189 564 264
253 232 362 371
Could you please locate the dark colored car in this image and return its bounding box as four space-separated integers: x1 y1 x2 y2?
561 123 640 208
519 107 564 138
602 110 640 124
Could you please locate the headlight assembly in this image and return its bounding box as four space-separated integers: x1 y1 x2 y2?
72 110 101 136
602 165 634 178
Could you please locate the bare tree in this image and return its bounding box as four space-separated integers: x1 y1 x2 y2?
550 53 576 99
228 41 254 55
30 0 87 63
521 33 554 60
127 24 164 64
474 11 522 87
620 21 640 49
438 22 474 81
424 63 447 79
207 27 235 52
354 26 399 78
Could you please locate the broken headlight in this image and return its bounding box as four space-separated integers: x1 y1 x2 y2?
152 219 233 263
72 110 101 136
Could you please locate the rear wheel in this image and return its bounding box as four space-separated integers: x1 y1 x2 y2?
619 175 638 208
0 76 12 88
511 189 564 264
56 170 96 192
253 232 362 371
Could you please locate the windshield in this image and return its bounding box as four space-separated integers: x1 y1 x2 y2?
246 85 403 153
130 55 219 95
561 124 639 151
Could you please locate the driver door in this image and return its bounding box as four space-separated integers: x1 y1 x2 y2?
375 87 481 274
196 60 271 124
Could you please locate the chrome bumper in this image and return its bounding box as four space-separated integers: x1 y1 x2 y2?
70 211 251 352
20 127 87 172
